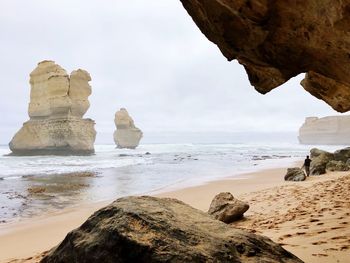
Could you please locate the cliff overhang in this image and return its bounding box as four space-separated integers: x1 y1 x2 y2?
180 0 350 112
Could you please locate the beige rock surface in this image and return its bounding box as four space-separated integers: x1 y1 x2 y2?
180 0 350 112
208 192 249 223
298 116 350 145
113 108 142 149
9 60 96 155
41 196 302 263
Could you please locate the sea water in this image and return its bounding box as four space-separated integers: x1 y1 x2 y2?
0 142 343 223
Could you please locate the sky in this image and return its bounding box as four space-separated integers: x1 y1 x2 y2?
0 0 344 144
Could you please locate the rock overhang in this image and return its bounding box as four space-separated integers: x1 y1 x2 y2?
180 0 350 112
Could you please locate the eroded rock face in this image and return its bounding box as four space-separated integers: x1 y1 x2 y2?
334 147 350 162
208 192 249 223
41 196 302 263
114 108 142 149
310 148 334 175
299 116 350 145
180 0 350 112
326 160 350 172
9 60 96 155
284 168 306 182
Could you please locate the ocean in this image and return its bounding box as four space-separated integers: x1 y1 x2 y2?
0 141 343 223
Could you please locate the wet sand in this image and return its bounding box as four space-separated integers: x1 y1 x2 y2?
1 165 349 262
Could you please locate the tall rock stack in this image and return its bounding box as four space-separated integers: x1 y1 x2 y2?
114 108 142 149
9 60 96 155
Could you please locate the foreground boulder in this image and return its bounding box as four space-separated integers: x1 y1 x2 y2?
41 196 302 263
114 108 143 149
284 168 306 181
9 61 96 155
298 116 350 145
310 148 334 175
180 0 350 112
208 192 249 223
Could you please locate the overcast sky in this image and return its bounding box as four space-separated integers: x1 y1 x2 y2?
0 0 344 144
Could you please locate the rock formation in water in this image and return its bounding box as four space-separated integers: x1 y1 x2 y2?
299 116 350 145
180 1 350 112
41 196 302 263
208 192 249 223
9 60 96 155
114 108 142 149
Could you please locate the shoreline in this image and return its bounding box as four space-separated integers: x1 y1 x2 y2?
0 161 349 262
0 164 295 262
0 156 301 226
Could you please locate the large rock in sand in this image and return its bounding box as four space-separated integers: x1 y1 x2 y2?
114 108 142 149
326 160 350 172
180 1 350 112
41 196 302 263
309 148 334 175
9 61 96 155
334 147 350 163
208 192 249 223
284 168 306 181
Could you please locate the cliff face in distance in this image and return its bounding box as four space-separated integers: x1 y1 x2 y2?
9 60 96 155
299 116 350 145
180 0 350 112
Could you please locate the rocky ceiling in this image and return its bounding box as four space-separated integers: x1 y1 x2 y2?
180 0 350 112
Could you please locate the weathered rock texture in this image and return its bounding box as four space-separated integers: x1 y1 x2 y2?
310 148 335 175
334 147 350 162
326 160 350 172
114 108 142 149
9 61 96 155
299 116 350 145
284 168 306 181
41 196 302 263
308 147 350 174
180 0 350 112
208 192 249 223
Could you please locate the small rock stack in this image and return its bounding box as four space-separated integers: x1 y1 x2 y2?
113 108 143 149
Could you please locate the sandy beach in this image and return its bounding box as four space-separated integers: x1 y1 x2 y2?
1 163 349 263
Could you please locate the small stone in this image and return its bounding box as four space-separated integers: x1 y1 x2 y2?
284 168 306 181
28 186 46 194
208 192 249 223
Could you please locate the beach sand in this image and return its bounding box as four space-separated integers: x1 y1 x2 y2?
1 164 349 262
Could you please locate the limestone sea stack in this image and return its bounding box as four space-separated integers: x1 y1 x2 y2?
113 108 142 149
9 60 96 155
298 116 350 145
